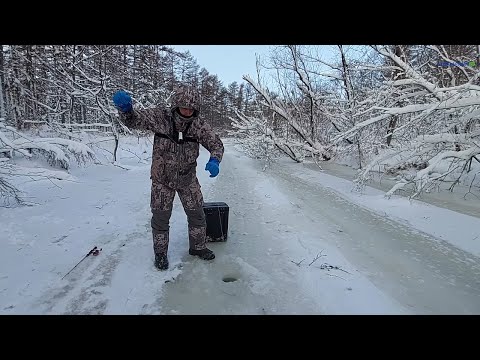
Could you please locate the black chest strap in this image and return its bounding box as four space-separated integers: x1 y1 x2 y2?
155 118 197 144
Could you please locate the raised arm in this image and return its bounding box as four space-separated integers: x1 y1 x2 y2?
113 90 167 133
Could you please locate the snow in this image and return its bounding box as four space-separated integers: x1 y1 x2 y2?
0 163 76 182
1 136 480 314
276 158 480 257
10 137 95 159
36 138 95 158
0 127 32 158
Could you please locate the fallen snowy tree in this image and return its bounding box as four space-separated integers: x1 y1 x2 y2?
355 132 480 199
231 45 480 199
229 110 299 163
234 74 332 163
0 122 95 206
0 123 95 169
347 45 480 198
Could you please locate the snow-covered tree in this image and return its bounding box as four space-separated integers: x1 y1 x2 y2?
343 45 480 198
231 45 480 198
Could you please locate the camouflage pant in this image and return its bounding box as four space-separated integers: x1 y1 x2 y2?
150 177 206 255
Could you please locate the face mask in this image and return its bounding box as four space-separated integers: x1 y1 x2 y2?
175 108 199 122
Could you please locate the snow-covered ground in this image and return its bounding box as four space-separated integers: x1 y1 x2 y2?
1 135 479 314
301 159 480 220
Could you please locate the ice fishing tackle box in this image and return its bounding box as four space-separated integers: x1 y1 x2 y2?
203 202 229 242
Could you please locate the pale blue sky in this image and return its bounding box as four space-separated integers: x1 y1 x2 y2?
171 45 273 86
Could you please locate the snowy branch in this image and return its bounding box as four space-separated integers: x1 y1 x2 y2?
333 96 480 143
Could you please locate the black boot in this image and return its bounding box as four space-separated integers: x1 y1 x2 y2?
189 247 215 260
154 253 169 270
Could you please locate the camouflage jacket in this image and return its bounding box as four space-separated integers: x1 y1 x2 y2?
119 107 224 190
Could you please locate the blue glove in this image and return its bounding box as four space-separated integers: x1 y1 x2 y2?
205 157 220 178
113 90 133 113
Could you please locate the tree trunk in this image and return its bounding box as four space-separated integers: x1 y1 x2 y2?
113 134 119 162
26 45 37 127
132 45 137 93
339 45 353 104
386 116 397 146
357 138 362 169
13 72 22 129
0 45 5 120
70 45 76 126
310 96 314 140
338 45 358 151
477 45 479 69
385 45 407 145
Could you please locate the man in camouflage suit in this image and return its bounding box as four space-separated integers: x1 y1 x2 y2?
112 85 224 270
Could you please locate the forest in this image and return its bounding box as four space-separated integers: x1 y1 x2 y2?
1 45 479 205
